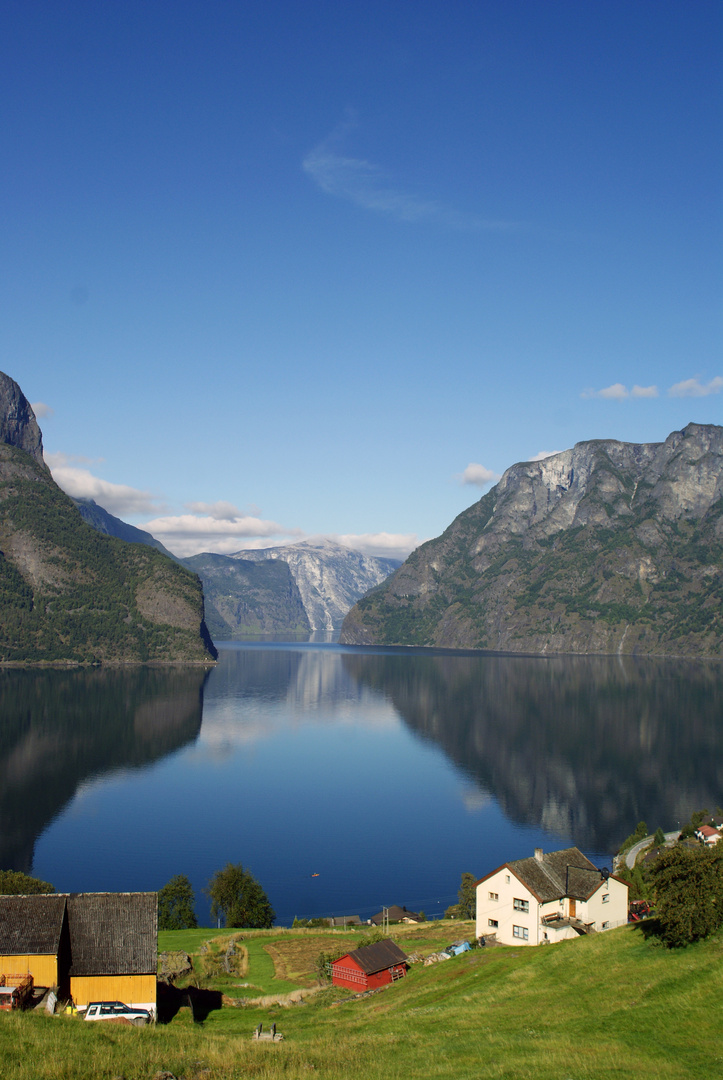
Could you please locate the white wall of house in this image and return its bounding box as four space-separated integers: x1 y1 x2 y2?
585 876 628 931
475 869 540 946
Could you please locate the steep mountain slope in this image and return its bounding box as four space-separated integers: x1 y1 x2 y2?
341 423 723 657
0 372 216 663
230 538 401 630
183 552 310 638
73 497 178 560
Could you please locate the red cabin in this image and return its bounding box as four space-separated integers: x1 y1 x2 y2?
331 939 408 992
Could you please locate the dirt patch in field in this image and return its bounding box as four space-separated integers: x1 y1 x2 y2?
264 935 341 987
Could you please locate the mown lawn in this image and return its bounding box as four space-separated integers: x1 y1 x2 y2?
2 922 720 1079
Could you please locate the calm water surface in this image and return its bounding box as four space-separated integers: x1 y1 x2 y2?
2 642 721 926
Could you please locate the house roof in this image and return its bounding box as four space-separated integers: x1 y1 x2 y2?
697 825 720 837
338 939 408 975
370 905 420 925
66 893 157 977
477 847 612 903
0 894 67 956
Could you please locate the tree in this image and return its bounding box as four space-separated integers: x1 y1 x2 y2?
653 827 666 847
650 844 723 947
205 863 275 929
158 874 198 930
457 872 477 920
0 870 54 894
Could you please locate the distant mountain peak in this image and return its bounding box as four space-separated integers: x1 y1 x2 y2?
0 370 47 469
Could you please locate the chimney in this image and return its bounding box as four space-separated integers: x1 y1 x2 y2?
534 848 544 862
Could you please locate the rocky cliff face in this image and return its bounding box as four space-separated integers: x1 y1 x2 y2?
231 538 401 630
0 372 46 468
341 423 723 657
0 371 216 664
183 552 310 638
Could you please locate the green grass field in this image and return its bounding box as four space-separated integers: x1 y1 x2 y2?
2 920 721 1079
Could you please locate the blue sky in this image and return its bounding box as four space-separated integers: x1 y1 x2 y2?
2 1 721 558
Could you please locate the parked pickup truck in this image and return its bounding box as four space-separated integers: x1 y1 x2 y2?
0 974 33 1010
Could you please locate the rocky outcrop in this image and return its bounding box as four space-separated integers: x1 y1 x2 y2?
230 538 401 630
341 423 723 657
0 371 216 663
0 372 46 468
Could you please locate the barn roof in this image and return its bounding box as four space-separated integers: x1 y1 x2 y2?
66 893 157 976
0 894 67 956
344 939 408 975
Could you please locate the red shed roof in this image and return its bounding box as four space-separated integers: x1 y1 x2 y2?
338 939 408 976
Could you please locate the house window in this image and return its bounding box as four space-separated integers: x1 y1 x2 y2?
488 892 499 901
513 925 529 941
559 899 564 908
602 921 610 929
602 894 610 903
505 875 510 884
488 919 498 928
513 898 529 912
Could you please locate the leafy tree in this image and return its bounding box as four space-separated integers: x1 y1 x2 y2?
650 844 723 947
457 872 477 920
653 827 666 846
158 874 198 930
205 862 275 929
0 869 54 894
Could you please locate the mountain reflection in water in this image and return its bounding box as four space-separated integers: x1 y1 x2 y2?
0 666 207 873
5 644 722 924
342 650 723 852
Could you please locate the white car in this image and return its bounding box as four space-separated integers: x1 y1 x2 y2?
84 1001 151 1025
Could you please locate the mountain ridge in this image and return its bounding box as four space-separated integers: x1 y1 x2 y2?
341 423 723 657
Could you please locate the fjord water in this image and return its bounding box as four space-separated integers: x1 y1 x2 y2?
6 644 722 926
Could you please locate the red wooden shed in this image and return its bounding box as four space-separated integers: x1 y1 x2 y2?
331 939 408 992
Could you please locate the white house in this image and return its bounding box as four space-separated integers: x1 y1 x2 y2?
695 825 721 846
475 846 628 946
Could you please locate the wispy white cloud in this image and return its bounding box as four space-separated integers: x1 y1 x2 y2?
47 453 164 516
631 384 659 398
332 532 420 561
31 401 53 419
303 117 517 232
581 383 658 401
529 450 562 461
668 376 723 398
459 463 500 487
140 512 302 558
186 500 246 521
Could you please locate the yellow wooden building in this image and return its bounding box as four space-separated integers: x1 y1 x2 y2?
66 893 157 1012
0 894 69 989
0 892 157 1015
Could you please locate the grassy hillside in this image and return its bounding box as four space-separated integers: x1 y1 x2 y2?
2 920 720 1079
